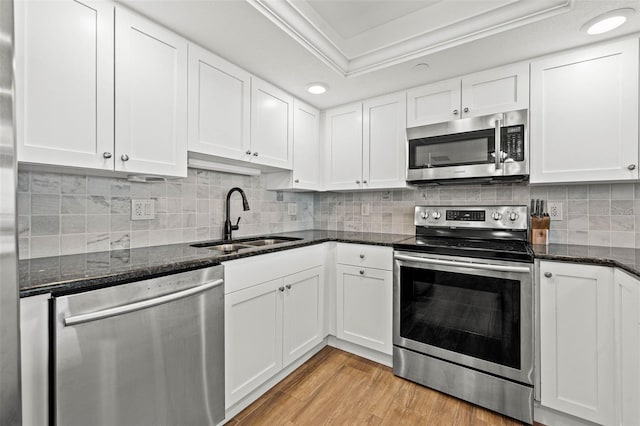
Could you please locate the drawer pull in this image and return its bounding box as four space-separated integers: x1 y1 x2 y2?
360 254 365 259
544 272 552 278
359 270 365 275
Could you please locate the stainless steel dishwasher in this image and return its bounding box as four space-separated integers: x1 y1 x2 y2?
53 265 224 426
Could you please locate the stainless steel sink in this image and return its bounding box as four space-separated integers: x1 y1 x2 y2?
191 236 302 252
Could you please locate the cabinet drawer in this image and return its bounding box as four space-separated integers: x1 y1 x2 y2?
337 243 392 271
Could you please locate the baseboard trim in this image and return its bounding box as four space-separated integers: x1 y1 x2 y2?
327 335 392 367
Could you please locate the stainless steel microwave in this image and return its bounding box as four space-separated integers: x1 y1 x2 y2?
406 109 528 185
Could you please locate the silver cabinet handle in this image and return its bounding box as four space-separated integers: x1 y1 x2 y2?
103 152 112 159
285 284 292 290
246 150 252 155
356 180 361 184
463 107 469 113
359 254 365 259
628 164 637 170
278 286 285 292
294 179 299 183
64 279 223 326
453 109 459 115
394 253 531 273
494 115 503 171
359 270 365 275
253 152 259 157
363 180 368 184
544 272 552 278
120 154 129 162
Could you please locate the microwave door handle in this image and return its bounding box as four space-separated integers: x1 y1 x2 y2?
494 116 503 170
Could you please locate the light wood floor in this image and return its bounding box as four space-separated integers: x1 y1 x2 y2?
229 346 526 425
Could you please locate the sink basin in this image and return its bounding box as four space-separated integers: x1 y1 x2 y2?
190 236 302 252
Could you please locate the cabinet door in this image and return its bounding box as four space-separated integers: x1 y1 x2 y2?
363 93 407 190
115 8 188 177
614 269 640 426
336 264 392 354
324 103 363 190
20 294 50 426
187 44 251 161
406 78 460 127
292 99 321 190
461 62 528 118
530 39 639 184
15 0 114 170
250 78 293 169
539 261 614 424
225 278 283 408
282 266 325 366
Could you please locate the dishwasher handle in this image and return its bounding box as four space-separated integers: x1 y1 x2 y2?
64 278 224 327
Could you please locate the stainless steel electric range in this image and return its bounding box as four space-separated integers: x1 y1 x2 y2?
393 205 534 424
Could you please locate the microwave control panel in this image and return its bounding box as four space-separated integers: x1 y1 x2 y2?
502 125 525 162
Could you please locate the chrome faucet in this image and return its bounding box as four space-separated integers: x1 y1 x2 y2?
224 187 250 241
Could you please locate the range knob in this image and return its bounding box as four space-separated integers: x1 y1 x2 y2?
491 211 503 221
509 212 519 221
420 210 429 220
432 211 441 220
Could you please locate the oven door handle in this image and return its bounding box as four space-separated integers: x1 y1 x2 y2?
394 254 530 273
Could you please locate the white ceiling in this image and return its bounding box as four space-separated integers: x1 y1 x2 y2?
118 0 640 110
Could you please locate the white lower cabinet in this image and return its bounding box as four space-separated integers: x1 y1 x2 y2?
335 244 393 355
539 261 640 425
224 246 325 409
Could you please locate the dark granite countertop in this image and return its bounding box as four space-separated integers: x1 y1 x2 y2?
532 244 640 279
19 230 409 297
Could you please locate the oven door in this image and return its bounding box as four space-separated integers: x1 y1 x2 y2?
393 251 533 384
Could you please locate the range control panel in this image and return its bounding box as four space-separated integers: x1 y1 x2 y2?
415 205 528 231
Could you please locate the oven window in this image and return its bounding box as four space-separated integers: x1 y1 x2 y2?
409 128 495 169
399 267 520 369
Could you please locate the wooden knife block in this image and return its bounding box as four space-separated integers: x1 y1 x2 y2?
530 216 550 245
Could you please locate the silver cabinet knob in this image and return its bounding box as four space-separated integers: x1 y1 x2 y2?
356 180 361 184
359 254 365 259
246 150 252 155
453 109 459 115
285 284 291 290
544 272 552 278
363 180 368 184
279 286 285 292
103 152 112 159
359 270 365 275
120 154 129 162
294 179 299 183
628 164 637 170
253 152 259 156
463 107 469 113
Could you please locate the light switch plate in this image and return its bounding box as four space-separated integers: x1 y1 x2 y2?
548 201 563 221
131 199 155 220
287 203 297 216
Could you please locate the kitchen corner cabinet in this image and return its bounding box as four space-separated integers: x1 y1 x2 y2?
539 261 615 425
336 244 392 354
530 38 639 184
324 93 406 191
15 0 114 171
250 78 294 169
187 43 251 162
266 99 321 191
407 62 528 127
21 294 50 426
224 246 325 408
115 7 188 177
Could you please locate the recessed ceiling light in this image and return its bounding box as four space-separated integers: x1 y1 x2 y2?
582 8 634 35
306 83 328 94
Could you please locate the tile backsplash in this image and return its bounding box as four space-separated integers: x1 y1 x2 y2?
18 169 640 259
18 169 313 259
313 182 640 249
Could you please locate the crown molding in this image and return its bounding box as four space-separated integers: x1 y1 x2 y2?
246 0 575 78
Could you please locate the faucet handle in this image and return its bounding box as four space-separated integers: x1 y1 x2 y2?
231 217 241 231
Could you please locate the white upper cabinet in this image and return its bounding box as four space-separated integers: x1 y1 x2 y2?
324 94 407 191
16 0 114 170
530 38 639 184
407 62 529 127
250 77 293 169
324 103 363 191
187 43 251 162
363 93 407 190
115 7 188 177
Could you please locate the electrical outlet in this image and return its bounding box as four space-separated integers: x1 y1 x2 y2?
361 203 370 216
548 201 563 221
287 203 297 216
131 199 155 220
